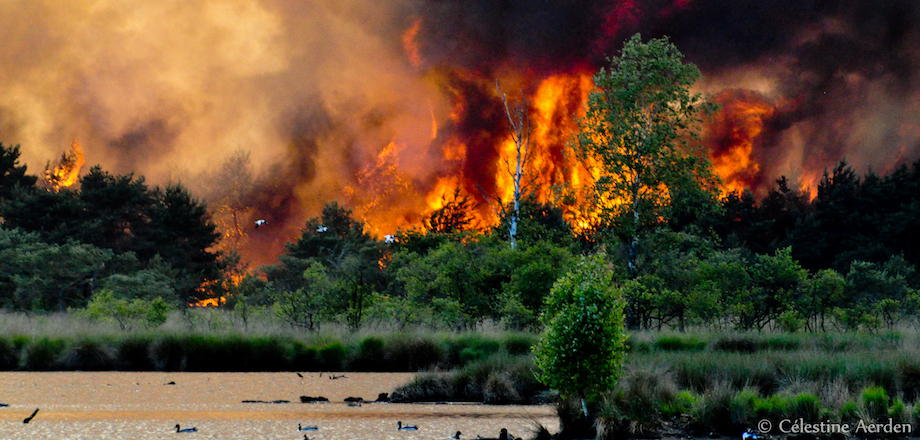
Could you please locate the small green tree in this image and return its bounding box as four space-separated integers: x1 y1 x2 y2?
80 289 170 331
533 254 627 428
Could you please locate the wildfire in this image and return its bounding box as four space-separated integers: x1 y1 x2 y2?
44 139 85 191
706 90 776 195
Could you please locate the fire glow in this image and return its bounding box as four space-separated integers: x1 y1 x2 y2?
4 0 920 266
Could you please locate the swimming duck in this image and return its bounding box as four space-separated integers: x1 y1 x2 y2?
175 424 197 433
450 431 462 439
298 423 319 431
398 421 418 430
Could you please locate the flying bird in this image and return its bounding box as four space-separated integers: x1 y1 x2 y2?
317 225 328 233
22 408 39 424
255 219 267 228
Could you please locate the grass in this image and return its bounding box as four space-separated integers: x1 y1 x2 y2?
0 310 539 372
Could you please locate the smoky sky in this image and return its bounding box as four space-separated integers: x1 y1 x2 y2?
2 0 920 262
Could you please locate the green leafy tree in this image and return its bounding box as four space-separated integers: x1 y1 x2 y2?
0 143 38 200
572 34 719 278
392 236 510 329
271 262 337 331
274 202 385 330
79 289 170 331
0 228 112 311
533 254 627 419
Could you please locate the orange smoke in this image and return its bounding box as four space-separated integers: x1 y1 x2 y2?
402 18 424 69
43 139 85 192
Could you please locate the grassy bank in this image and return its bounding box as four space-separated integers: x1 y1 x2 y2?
389 330 920 438
0 311 537 372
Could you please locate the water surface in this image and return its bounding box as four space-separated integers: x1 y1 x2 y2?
0 372 556 439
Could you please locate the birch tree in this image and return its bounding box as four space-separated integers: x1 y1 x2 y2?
497 83 531 250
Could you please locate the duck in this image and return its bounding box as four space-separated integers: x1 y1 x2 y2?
298 423 319 431
477 428 513 440
450 431 462 439
398 421 418 430
175 424 198 433
742 431 759 440
22 408 39 424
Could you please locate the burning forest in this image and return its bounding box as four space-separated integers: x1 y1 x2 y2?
2 0 920 266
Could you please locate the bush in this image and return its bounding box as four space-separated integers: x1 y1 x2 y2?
60 338 116 370
115 337 154 371
386 337 445 371
21 338 66 371
662 390 696 417
655 335 707 351
317 342 347 371
861 386 890 421
352 337 386 371
534 254 627 403
0 338 20 370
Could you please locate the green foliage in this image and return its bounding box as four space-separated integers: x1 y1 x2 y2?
270 262 336 331
0 143 37 200
79 289 169 331
0 228 113 311
534 254 627 402
572 34 719 276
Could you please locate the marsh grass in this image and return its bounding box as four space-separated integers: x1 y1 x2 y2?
0 311 539 372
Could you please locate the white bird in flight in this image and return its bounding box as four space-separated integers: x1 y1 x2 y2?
255 219 267 228
317 225 328 233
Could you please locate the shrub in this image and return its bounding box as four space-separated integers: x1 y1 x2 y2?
501 333 536 356
598 366 679 437
0 338 20 370
60 338 116 370
728 388 759 432
861 386 890 421
150 335 187 371
897 359 920 402
115 337 154 371
662 390 699 417
712 336 757 353
655 335 707 351
693 381 735 435
390 373 455 402
317 342 347 371
21 338 67 371
788 392 822 422
352 336 386 371
386 337 445 371
534 254 627 403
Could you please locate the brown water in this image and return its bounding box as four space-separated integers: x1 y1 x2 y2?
0 372 556 439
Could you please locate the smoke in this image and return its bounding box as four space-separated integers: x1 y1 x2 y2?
2 0 919 264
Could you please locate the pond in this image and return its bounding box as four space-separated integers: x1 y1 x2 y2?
0 372 557 439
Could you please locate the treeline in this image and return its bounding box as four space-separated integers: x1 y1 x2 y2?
0 143 222 311
2 140 920 333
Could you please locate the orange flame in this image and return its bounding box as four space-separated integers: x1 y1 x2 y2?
44 139 85 191
706 90 775 195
